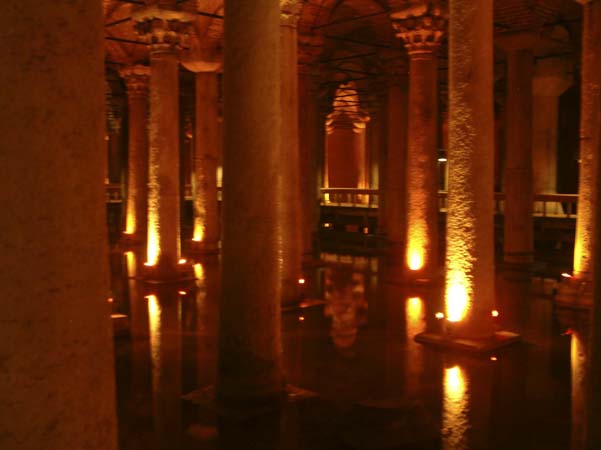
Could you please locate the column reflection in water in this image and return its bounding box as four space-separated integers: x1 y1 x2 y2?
442 364 469 450
405 296 424 397
571 330 587 450
194 262 219 389
147 289 183 449
324 266 368 354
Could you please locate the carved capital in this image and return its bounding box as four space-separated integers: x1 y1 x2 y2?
133 6 195 53
280 0 302 27
119 65 150 98
391 2 447 57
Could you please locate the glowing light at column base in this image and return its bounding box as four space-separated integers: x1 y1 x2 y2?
192 224 205 242
125 205 136 235
446 272 470 323
407 247 425 271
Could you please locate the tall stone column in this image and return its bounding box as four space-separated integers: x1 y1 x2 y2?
133 6 194 280
279 1 302 305
385 76 409 266
391 4 445 279
573 0 601 281
190 71 220 255
503 46 534 265
0 1 117 448
219 0 284 404
120 65 150 245
445 0 495 338
532 58 572 214
299 72 320 260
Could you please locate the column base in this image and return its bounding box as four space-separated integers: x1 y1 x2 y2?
555 277 592 310
187 240 220 256
415 330 521 354
400 267 444 286
182 384 318 420
140 260 196 284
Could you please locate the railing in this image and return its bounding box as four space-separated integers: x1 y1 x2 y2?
321 188 578 219
106 184 222 203
321 188 379 208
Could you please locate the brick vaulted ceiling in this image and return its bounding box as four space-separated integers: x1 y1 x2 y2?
104 0 582 112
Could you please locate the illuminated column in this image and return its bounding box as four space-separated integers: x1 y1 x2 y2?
190 71 220 254
445 0 495 336
532 58 572 214
354 118 369 190
0 0 117 448
503 47 534 265
573 0 601 281
326 120 359 187
385 76 409 263
279 1 302 304
391 4 445 279
219 0 284 404
134 6 194 279
120 65 150 244
299 72 320 259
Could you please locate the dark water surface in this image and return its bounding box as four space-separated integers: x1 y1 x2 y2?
111 251 580 450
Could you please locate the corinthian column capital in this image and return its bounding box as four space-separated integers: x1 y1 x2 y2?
391 1 447 57
132 6 195 53
119 65 150 98
281 0 302 27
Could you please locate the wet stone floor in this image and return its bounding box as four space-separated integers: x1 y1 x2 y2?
111 251 579 450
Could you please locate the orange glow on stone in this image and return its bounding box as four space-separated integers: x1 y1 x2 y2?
298 278 306 285
491 310 499 317
446 272 469 323
407 246 425 271
443 365 469 450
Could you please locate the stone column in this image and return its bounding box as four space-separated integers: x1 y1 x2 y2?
385 76 409 265
503 47 535 265
532 58 572 214
133 6 194 280
0 1 117 448
354 118 369 190
573 0 601 281
445 0 495 337
219 0 284 405
120 65 150 245
279 1 302 305
299 72 320 260
190 71 220 255
391 4 445 279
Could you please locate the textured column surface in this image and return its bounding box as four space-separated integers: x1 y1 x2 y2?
392 6 445 278
532 58 571 204
446 0 495 338
0 1 118 449
134 7 193 278
299 73 320 259
573 0 601 279
121 65 150 242
385 78 409 258
279 6 302 304
219 0 284 403
191 72 220 253
504 49 534 265
326 122 360 187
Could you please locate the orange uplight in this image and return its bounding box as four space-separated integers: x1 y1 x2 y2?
192 225 204 242
490 356 498 361
178 258 187 264
491 310 499 317
298 316 305 322
144 261 154 267
298 278 306 285
407 249 424 271
178 291 187 296
107 297 114 303
435 312 445 320
561 272 572 278
446 278 468 323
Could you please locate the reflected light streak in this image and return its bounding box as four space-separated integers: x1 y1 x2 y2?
443 365 469 450
407 297 424 330
125 201 136 235
125 251 136 278
147 192 159 266
194 263 205 288
147 294 161 374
